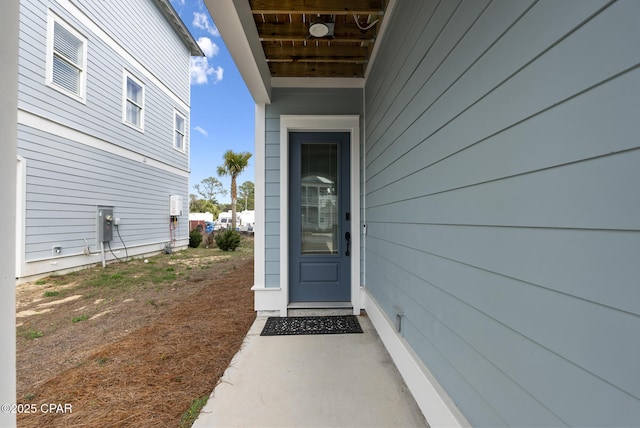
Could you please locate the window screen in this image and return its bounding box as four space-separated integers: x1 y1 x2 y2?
51 20 85 96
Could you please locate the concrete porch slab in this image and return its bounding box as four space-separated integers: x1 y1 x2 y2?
193 315 428 428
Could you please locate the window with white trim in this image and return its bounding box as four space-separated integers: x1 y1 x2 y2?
174 110 186 151
46 11 87 101
123 71 145 130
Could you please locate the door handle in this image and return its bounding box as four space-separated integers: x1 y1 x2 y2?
345 231 351 257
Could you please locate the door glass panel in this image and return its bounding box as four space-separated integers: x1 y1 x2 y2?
300 143 338 254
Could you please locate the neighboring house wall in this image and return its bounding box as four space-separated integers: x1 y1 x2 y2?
17 0 192 278
263 88 363 288
77 0 191 104
364 0 640 426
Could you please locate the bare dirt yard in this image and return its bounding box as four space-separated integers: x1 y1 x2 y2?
15 237 255 427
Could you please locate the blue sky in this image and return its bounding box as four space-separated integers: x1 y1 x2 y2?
169 0 255 203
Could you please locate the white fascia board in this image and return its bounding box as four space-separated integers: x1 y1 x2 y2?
204 0 271 104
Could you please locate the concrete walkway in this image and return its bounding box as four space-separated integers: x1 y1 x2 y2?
193 315 428 428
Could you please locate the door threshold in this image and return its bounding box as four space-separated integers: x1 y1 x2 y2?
288 302 352 309
287 302 353 317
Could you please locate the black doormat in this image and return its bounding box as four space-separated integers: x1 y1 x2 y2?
260 315 363 336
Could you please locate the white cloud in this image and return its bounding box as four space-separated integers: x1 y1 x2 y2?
194 126 208 137
212 66 224 82
197 37 219 57
193 12 219 37
190 37 223 85
190 57 212 85
190 57 224 85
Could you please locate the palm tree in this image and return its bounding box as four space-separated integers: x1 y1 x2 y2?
217 150 252 230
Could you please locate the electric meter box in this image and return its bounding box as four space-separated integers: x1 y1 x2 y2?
97 206 114 242
170 195 183 216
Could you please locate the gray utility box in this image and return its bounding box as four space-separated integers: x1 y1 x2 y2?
97 206 114 242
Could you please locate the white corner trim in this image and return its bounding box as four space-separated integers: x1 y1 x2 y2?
18 109 189 178
279 115 361 316
251 285 282 314
253 103 266 291
365 291 471 428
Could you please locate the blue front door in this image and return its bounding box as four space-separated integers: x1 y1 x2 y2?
289 132 351 302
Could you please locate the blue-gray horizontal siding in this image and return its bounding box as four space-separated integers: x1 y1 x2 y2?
264 88 363 288
19 124 188 260
364 0 640 426
77 0 191 103
18 0 190 171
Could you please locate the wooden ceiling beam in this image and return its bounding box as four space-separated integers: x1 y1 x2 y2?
268 58 367 64
259 35 373 43
256 22 375 42
262 44 369 60
250 0 384 16
268 61 365 78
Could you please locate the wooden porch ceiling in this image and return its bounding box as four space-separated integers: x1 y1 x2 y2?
249 0 388 78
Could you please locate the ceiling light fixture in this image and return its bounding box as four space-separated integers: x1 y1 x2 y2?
309 22 329 37
309 13 335 38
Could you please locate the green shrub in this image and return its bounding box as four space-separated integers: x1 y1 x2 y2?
214 229 241 251
189 229 203 248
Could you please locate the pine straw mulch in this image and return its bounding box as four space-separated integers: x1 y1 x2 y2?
17 255 255 428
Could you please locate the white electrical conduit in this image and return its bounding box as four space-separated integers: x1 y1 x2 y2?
100 241 106 268
353 14 379 31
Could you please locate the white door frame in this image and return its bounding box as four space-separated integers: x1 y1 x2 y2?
279 115 361 316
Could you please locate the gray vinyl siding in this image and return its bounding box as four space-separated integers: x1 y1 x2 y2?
364 0 640 426
17 0 191 269
19 124 188 261
264 88 363 288
76 0 191 102
18 0 190 170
